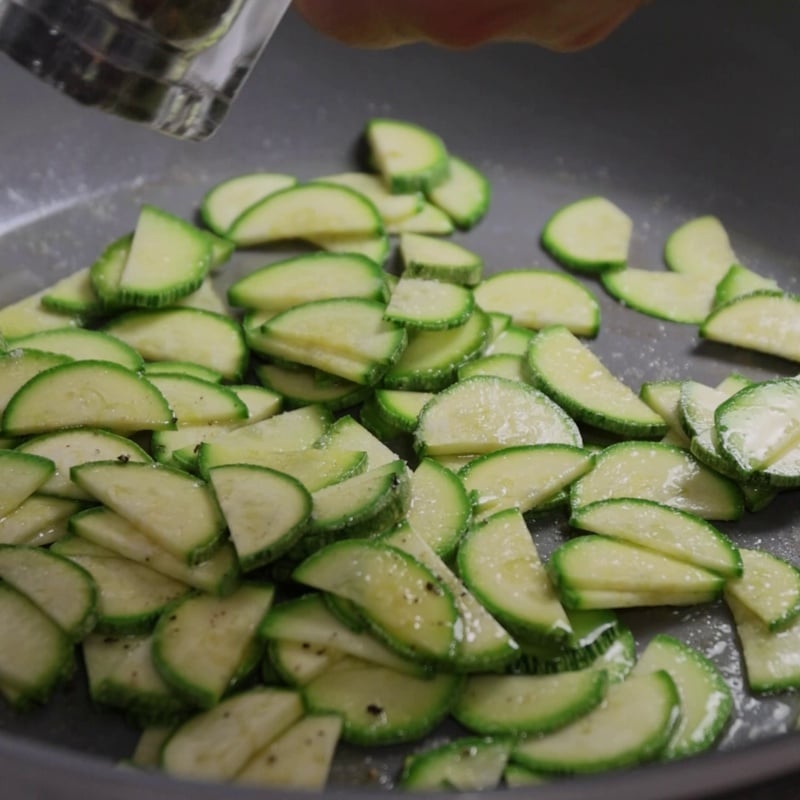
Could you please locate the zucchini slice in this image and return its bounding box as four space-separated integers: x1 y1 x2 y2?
0 545 96 640
0 348 72 415
724 548 800 631
399 232 483 286
664 215 737 282
153 584 275 708
0 450 54 517
365 118 449 193
569 498 742 578
474 269 601 337
145 374 248 427
399 736 511 792
528 325 667 437
103 308 248 382
462 444 592 521
511 672 679 773
550 535 725 606
404 457 471 559
374 389 434 433
632 633 732 760
293 539 458 663
71 461 226 566
0 495 83 547
382 524 518 672
17 428 151 501
570 441 744 521
458 508 571 643
208 464 312 571
227 182 383 246
2 360 175 436
601 268 717 325
453 670 607 736
259 594 422 675
41 267 105 317
267 639 343 687
0 286 80 340
318 172 423 223
117 205 211 307
713 263 779 308
307 232 390 267
228 252 387 312
302 656 461 745
235 713 342 790
142 360 224 383
384 202 454 235
715 377 800 485
10 327 144 370
200 172 297 235
458 353 526 383
425 155 491 230
0 582 73 708
384 277 474 330
83 633 190 725
381 308 489 391
541 196 633 273
161 687 304 780
88 233 132 306
69 507 239 596
52 537 190 635
415 376 581 458
701 290 800 363
727 593 800 694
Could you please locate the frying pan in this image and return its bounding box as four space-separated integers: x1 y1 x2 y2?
2 1 800 797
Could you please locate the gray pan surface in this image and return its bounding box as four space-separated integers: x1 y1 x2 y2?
1 1 800 797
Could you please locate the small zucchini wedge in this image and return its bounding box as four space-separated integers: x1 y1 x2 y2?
399 736 511 792
453 670 607 736
234 713 342 790
302 656 461 745
293 538 458 663
570 441 744 521
83 633 190 726
404 457 471 560
116 205 212 308
69 507 240 596
0 450 54 517
318 171 423 223
71 461 226 566
153 584 275 708
161 687 304 780
227 182 383 246
460 444 593 521
228 251 387 312
664 215 737 282
550 535 725 607
399 232 484 286
384 277 474 330
569 498 742 579
415 376 581 458
474 269 601 337
10 327 144 370
0 582 74 708
145 374 249 427
0 495 84 547
511 671 679 773
724 548 800 631
52 535 190 636
541 196 633 273
103 307 248 382
425 155 491 230
208 464 312 571
365 118 449 193
0 348 72 416
384 202 454 235
200 172 297 235
17 428 151 501
0 545 96 640
381 308 489 391
259 594 422 675
700 290 800 364
527 325 667 437
713 263 779 308
458 508 571 644
2 360 175 436
632 634 732 760
382 524 518 672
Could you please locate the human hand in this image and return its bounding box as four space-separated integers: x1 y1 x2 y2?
293 0 642 51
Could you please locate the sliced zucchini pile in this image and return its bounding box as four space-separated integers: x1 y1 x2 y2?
0 115 798 794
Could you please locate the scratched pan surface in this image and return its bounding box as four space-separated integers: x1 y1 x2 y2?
1 2 800 798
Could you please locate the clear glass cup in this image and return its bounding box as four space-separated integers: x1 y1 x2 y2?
0 0 291 140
